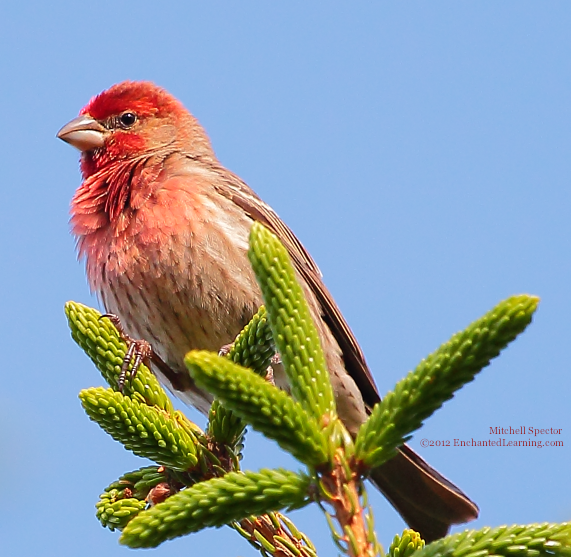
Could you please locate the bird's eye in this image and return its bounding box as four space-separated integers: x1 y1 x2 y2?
119 112 137 128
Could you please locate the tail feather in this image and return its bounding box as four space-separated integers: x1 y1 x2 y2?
370 445 478 542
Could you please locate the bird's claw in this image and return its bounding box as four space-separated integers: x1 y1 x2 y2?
119 338 152 391
100 313 153 391
218 344 232 357
266 353 282 385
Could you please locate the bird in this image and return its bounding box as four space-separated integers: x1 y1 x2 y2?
58 80 478 541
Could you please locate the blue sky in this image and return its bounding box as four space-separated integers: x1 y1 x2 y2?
1 2 570 556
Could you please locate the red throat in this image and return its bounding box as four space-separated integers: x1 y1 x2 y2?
71 154 165 254
72 159 135 228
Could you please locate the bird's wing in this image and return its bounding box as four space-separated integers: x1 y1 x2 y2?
214 168 381 407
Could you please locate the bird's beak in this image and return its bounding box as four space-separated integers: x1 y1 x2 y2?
57 114 108 151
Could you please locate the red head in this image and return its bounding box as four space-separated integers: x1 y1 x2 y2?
60 81 216 233
58 81 214 177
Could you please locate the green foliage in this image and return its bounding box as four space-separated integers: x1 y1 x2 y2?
417 523 571 557
388 530 425 557
207 305 275 448
248 222 336 422
187 351 329 467
67 289 320 554
96 466 168 530
227 305 276 371
67 223 562 557
108 466 169 497
120 469 311 548
80 386 199 471
356 295 539 468
97 494 147 531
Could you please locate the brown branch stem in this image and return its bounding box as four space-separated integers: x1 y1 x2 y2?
319 451 377 557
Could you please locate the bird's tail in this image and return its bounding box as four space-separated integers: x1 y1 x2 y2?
370 444 479 542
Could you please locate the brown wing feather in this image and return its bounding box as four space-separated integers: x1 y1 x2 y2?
212 168 381 408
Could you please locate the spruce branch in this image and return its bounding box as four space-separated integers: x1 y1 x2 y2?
207 305 275 448
101 465 169 501
417 522 571 557
227 305 276 371
186 351 329 467
247 224 379 556
317 450 381 557
79 386 199 471
69 300 317 557
355 295 539 469
120 469 311 548
96 466 164 530
96 466 186 531
248 222 336 423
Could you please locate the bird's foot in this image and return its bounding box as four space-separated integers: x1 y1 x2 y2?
100 313 152 391
266 353 282 385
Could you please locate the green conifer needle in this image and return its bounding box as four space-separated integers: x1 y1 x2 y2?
356 295 539 469
248 222 336 422
80 387 198 471
207 306 275 447
417 522 571 557
186 351 328 467
120 469 311 548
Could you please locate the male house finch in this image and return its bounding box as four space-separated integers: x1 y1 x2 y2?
58 81 478 541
